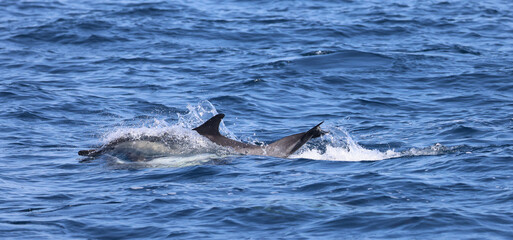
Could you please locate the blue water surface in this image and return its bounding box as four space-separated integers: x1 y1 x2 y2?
1 0 513 239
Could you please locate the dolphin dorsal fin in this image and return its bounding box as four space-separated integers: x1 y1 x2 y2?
193 113 225 136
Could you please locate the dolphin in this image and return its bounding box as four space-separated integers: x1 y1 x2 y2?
78 114 327 160
78 134 187 161
192 114 327 158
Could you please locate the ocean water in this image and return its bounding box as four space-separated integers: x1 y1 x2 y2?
1 0 513 239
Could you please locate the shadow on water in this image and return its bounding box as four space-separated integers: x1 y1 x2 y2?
290 50 394 70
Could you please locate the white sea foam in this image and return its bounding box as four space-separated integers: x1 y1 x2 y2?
292 145 400 161
291 126 450 161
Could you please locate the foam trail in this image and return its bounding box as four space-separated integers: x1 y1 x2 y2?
291 126 451 161
293 145 400 161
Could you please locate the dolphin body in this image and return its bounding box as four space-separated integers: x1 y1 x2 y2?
78 114 327 160
192 114 327 158
78 134 188 161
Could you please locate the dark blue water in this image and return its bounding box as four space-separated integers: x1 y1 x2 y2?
2 0 513 239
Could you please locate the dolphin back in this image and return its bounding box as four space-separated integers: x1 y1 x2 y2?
193 114 327 158
78 114 326 160
193 113 266 155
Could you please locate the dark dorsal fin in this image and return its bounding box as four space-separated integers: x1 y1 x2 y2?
193 113 225 136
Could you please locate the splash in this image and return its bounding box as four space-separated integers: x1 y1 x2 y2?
94 101 236 167
177 100 237 139
291 126 452 161
101 100 234 143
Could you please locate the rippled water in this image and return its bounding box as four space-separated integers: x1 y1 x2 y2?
1 0 513 239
